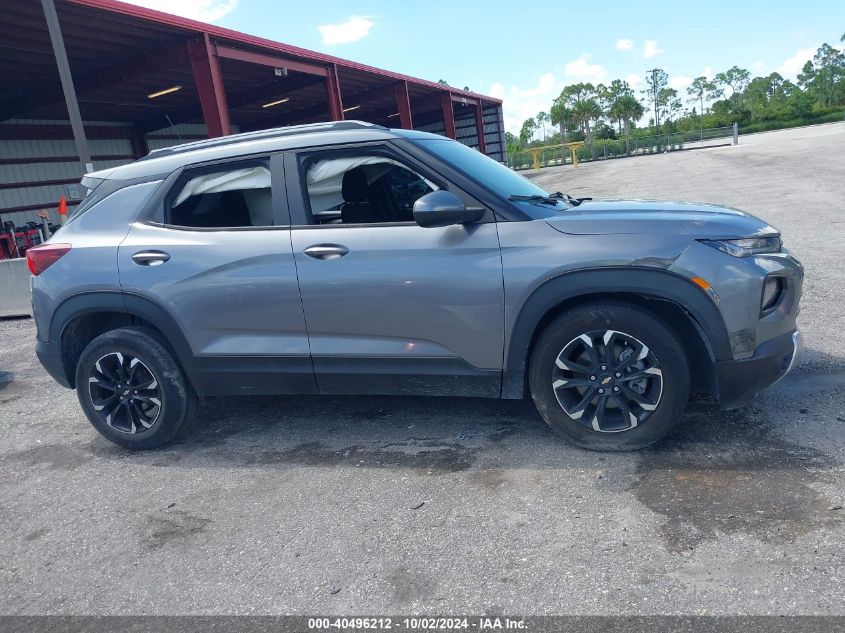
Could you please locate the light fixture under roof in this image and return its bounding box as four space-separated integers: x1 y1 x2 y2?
262 97 290 108
342 105 360 113
387 112 400 118
147 85 182 99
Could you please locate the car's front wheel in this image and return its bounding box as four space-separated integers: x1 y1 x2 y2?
75 327 195 449
528 302 690 451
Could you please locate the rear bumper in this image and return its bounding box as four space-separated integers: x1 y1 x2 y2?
35 340 72 389
716 329 801 409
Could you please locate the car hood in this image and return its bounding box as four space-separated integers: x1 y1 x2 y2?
545 199 778 238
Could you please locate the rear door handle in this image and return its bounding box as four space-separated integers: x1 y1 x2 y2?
303 244 349 260
131 250 170 266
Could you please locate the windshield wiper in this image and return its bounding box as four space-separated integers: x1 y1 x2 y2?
508 194 560 206
549 191 591 206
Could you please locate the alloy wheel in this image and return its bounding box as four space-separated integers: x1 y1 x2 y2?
552 329 663 433
88 352 162 434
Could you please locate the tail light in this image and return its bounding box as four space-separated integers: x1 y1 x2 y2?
26 243 72 276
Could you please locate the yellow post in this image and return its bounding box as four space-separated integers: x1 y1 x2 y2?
570 145 579 167
530 148 542 172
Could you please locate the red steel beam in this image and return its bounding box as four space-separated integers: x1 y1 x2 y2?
474 104 486 154
66 0 501 106
326 64 344 122
188 34 230 137
394 81 413 130
451 94 479 106
214 44 328 77
440 93 456 139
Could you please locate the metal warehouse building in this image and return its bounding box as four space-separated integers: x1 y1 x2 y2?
0 0 505 231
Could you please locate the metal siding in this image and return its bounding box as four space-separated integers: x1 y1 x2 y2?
0 120 134 226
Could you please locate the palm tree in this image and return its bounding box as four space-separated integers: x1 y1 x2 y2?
573 98 603 158
550 99 573 143
609 95 645 154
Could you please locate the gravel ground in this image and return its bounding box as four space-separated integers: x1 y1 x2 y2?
0 123 843 616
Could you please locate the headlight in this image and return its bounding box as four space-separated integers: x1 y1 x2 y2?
703 236 782 257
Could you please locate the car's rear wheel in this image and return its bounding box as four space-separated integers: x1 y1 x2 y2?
528 302 690 451
75 327 195 449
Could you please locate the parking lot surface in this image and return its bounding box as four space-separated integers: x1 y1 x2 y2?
1 123 843 615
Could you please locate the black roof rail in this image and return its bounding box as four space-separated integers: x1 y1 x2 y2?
140 120 388 161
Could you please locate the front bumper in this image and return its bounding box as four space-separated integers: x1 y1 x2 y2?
715 329 801 409
36 339 72 389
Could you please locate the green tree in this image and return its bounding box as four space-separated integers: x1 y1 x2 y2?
798 43 845 106
609 94 645 151
572 97 603 154
504 131 522 156
550 99 574 142
519 117 538 145
714 66 751 112
643 69 668 131
658 88 683 124
536 111 550 141
686 76 716 127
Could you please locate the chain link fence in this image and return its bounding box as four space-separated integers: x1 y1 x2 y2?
508 125 736 171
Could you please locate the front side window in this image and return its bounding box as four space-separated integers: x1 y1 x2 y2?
303 154 437 225
168 162 273 228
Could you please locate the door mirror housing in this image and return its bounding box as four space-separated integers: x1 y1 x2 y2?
413 190 484 228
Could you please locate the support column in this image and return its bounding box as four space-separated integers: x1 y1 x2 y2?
326 64 344 121
129 125 148 159
394 81 413 130
440 93 456 139
188 34 230 138
474 104 487 154
41 0 92 173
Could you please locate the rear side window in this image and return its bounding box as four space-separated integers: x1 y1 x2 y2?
167 160 273 228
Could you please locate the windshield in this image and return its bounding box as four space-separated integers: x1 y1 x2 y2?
415 138 567 218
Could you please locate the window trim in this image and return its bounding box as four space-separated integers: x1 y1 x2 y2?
285 141 490 229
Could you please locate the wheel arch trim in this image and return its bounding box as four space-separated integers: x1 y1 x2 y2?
502 267 732 399
49 291 196 387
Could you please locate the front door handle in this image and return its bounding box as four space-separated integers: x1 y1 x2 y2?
303 244 349 260
132 250 170 266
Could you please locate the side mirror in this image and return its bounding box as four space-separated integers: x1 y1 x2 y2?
413 190 484 228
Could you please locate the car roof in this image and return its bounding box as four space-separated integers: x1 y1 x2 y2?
92 121 443 181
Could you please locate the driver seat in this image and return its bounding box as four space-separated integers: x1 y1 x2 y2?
340 168 374 224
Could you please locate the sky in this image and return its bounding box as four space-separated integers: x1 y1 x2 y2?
123 0 845 133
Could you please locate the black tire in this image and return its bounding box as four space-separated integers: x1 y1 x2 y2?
528 301 690 451
75 327 196 450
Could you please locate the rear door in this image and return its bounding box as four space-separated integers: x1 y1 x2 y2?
284 143 505 397
117 153 316 395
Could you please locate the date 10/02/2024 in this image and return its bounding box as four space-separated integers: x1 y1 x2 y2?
307 617 527 630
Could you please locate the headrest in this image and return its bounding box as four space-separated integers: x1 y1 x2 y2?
341 167 369 203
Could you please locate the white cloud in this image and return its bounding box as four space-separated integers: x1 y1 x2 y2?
318 16 375 45
564 54 608 84
752 61 765 72
643 39 664 59
495 55 613 135
122 0 237 22
626 73 642 88
669 75 692 90
493 72 563 135
615 38 634 51
704 66 714 80
778 45 818 78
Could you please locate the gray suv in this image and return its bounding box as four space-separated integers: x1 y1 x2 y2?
28 121 803 451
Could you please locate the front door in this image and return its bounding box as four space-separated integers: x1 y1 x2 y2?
118 154 315 395
285 146 505 397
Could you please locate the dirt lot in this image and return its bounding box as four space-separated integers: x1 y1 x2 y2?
1 123 843 615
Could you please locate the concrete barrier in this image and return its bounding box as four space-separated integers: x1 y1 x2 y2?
0 258 32 317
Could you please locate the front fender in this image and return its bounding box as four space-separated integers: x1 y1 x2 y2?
501 267 732 399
